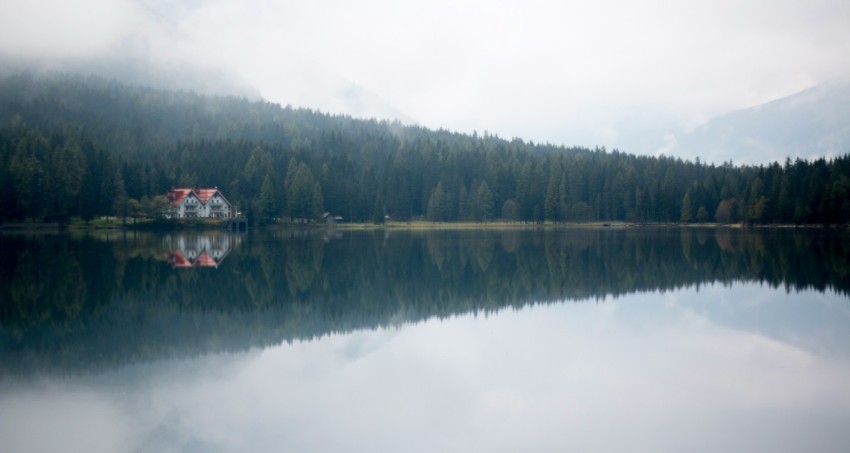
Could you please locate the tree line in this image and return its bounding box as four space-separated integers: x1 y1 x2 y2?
1 72 849 225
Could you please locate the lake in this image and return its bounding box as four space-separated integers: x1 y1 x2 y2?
1 227 849 452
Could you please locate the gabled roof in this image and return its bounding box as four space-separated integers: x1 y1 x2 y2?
194 251 219 268
195 189 217 204
169 250 193 268
170 250 223 268
168 188 230 207
168 188 196 206
196 188 230 206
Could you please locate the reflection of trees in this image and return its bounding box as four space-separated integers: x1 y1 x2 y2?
285 236 324 295
1 228 849 374
5 239 90 329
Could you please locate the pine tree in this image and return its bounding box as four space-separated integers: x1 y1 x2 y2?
696 206 710 223
476 181 494 221
680 189 693 223
258 173 277 224
427 182 448 221
544 169 560 221
112 168 128 225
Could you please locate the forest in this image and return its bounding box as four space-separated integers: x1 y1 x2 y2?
1 72 849 225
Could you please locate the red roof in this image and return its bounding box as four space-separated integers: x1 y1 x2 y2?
170 250 222 268
195 189 218 204
194 251 219 268
168 188 194 206
168 188 227 206
169 250 193 268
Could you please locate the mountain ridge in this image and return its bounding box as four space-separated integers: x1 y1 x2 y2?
668 80 850 165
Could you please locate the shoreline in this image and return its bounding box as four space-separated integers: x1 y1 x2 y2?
335 221 847 231
2 220 846 234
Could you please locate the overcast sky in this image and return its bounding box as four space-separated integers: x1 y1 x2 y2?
2 0 849 156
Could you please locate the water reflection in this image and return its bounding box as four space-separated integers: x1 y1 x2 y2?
1 284 849 452
1 228 849 374
166 233 241 268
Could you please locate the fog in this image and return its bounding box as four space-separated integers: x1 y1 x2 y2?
2 0 849 159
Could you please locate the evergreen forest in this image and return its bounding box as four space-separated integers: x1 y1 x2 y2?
1 72 849 225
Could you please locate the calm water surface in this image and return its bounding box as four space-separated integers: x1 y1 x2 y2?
1 228 849 452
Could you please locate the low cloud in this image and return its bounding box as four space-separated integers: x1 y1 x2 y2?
2 0 850 155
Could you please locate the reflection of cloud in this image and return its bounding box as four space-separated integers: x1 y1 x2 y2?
0 385 139 453
3 285 850 452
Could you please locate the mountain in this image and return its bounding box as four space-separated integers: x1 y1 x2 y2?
668 80 850 165
0 56 415 126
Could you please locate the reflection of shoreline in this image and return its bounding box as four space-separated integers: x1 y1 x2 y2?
165 233 242 269
2 228 849 376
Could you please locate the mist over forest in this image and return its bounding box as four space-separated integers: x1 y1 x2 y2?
1 72 849 226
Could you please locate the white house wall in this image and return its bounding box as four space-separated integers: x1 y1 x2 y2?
177 195 202 218
170 191 232 219
206 194 231 218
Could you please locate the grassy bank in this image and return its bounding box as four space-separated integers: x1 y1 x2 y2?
337 220 634 230
64 217 227 230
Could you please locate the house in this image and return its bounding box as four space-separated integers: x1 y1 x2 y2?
167 187 232 219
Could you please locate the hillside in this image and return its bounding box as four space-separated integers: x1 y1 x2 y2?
1 72 849 225
670 80 850 165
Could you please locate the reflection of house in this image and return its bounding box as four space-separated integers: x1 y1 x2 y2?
167 188 232 219
167 234 240 268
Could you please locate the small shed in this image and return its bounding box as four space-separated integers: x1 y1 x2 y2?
322 212 344 225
